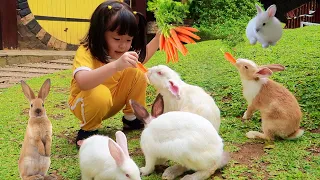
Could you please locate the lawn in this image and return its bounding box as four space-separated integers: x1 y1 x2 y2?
0 25 319 180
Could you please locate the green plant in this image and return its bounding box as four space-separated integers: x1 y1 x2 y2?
188 0 260 46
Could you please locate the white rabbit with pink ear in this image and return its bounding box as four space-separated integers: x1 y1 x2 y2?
146 65 221 131
79 131 141 180
130 94 229 180
246 4 283 48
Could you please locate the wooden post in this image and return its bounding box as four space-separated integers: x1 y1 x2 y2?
0 0 18 49
133 0 146 18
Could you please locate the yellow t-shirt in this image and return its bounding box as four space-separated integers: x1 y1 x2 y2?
68 45 105 102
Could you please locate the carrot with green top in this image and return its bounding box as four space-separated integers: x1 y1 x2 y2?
177 33 196 44
180 26 199 32
174 27 201 40
169 29 188 56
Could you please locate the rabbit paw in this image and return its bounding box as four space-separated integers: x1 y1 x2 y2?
140 167 152 176
44 174 57 180
242 111 251 120
249 38 257 45
246 131 258 139
262 43 269 48
180 174 196 180
30 175 44 180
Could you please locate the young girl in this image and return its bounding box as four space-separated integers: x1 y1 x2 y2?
68 0 160 146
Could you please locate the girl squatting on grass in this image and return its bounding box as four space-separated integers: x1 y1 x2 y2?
68 0 160 147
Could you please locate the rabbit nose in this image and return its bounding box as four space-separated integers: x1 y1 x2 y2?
256 28 260 32
35 108 41 114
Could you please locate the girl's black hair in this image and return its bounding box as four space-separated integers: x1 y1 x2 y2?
81 0 147 63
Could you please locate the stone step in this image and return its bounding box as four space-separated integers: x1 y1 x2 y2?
17 63 72 70
46 59 73 65
0 67 57 74
0 72 43 78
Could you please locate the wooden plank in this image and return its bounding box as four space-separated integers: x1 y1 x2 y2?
0 67 57 74
46 59 73 65
0 72 43 78
17 63 72 70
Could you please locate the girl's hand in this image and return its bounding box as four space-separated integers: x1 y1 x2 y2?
114 51 139 71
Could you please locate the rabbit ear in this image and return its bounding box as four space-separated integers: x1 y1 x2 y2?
21 80 36 101
255 67 273 78
255 4 263 14
261 64 285 72
38 79 51 100
167 80 180 99
151 93 164 118
115 131 129 157
130 99 150 123
108 138 126 166
267 4 277 17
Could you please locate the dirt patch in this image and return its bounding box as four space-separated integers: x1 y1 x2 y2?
310 127 320 133
55 131 77 145
222 93 233 103
20 108 29 115
307 145 320 156
54 101 68 110
230 142 269 179
130 148 144 156
49 114 65 120
231 142 265 166
54 88 68 94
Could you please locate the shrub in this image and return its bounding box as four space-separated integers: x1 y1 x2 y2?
188 0 261 46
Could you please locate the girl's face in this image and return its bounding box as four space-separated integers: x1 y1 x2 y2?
105 30 134 59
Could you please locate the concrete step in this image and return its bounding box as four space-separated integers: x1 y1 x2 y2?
0 58 73 89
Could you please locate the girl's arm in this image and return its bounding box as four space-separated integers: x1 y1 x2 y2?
75 52 138 90
143 32 160 64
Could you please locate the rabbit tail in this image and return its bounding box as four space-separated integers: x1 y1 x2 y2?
285 129 304 140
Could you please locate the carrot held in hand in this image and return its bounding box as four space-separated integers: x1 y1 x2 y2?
169 29 188 56
136 62 148 73
180 26 199 32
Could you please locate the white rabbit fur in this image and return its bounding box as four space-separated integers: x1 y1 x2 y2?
246 4 283 48
79 131 141 180
130 95 228 180
147 65 221 131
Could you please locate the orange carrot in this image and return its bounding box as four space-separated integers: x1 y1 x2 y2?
164 38 170 63
180 26 199 32
169 29 188 56
136 62 148 73
159 33 165 50
167 40 175 62
224 52 237 64
177 33 196 44
174 27 201 40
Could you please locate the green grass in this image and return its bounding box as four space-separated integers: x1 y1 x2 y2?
0 25 319 179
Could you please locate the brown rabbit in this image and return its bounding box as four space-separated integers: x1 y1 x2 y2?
235 58 304 140
18 79 56 180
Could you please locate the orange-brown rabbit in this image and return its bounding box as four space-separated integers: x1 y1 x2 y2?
18 79 56 180
235 59 304 140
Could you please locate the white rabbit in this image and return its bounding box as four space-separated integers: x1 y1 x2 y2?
130 95 229 180
246 4 283 48
146 65 221 131
79 131 141 180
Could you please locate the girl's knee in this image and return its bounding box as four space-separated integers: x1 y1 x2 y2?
82 85 113 110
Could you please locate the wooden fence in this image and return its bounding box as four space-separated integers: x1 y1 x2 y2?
285 0 320 29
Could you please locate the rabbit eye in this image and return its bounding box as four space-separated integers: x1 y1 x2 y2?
125 174 130 178
263 23 266 26
157 71 163 75
30 104 33 108
42 103 44 107
244 66 248 69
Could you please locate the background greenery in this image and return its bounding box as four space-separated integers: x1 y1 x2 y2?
0 25 319 179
